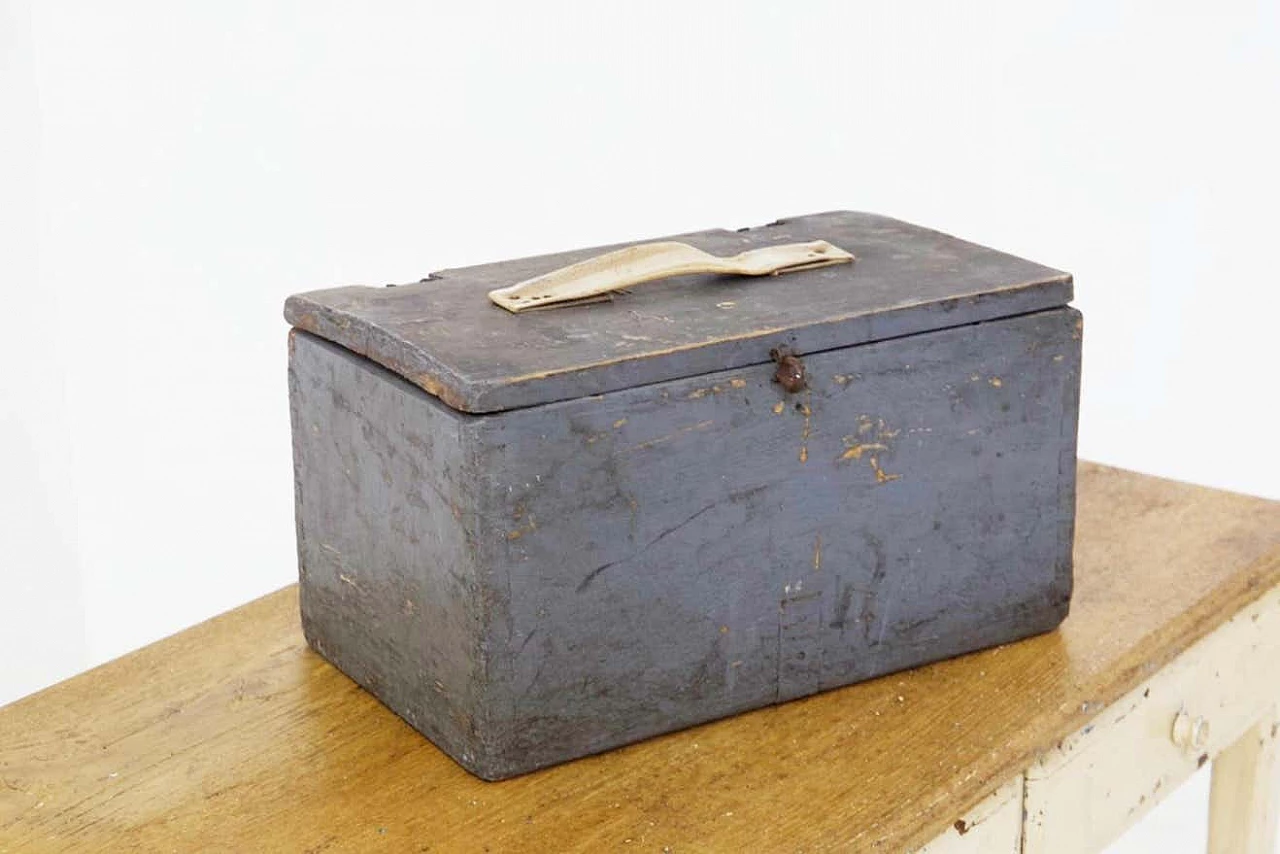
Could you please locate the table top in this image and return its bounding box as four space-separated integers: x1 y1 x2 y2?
2 463 1279 853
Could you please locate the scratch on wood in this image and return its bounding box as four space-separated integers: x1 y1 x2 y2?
625 420 716 452
577 501 723 592
799 395 813 463
687 378 748 400
627 496 640 539
517 629 539 656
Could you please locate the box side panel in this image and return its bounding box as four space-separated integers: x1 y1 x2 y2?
1055 310 1083 618
467 308 1082 778
288 330 485 769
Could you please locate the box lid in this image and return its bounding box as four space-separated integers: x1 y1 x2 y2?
284 211 1072 414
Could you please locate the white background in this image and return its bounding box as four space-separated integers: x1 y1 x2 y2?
2 2 1277 850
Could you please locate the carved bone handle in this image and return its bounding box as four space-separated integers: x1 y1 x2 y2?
487 240 854 313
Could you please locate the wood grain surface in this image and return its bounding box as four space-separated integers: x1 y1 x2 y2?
2 463 1279 853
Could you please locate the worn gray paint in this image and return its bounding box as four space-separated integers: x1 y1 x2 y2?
289 305 1082 780
284 211 1072 413
288 329 485 769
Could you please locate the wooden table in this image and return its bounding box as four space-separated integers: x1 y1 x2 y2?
2 463 1279 853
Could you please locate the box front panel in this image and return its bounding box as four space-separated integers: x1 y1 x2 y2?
470 308 1082 776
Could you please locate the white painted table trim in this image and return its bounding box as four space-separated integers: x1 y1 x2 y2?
914 580 1280 854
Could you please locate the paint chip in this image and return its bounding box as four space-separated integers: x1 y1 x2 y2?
870 457 902 484
841 443 887 461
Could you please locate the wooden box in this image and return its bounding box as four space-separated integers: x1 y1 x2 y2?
284 211 1082 780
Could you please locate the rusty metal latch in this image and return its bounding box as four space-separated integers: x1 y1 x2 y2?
487 240 855 313
770 346 807 393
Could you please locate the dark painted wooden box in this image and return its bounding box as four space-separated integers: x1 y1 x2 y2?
285 211 1081 780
